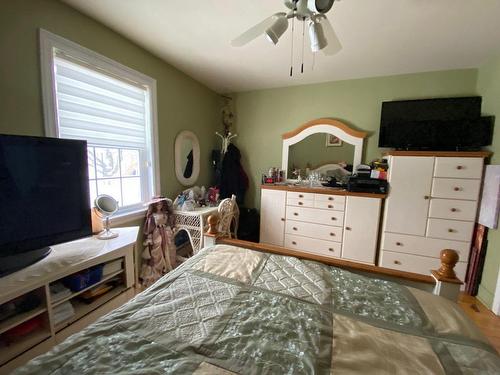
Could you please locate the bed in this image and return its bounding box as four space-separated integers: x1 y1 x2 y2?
13 241 500 374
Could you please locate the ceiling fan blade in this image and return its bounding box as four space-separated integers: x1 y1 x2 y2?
231 12 287 47
317 15 342 55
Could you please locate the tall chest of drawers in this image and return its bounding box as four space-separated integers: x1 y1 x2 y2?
379 153 490 281
260 186 383 265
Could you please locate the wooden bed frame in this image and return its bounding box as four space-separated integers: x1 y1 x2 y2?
203 215 463 301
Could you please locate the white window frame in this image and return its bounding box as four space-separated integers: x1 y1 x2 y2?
39 29 160 224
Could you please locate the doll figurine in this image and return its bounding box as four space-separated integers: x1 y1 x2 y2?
140 197 177 287
207 187 219 206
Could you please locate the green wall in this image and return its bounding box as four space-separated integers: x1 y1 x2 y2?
0 0 220 201
234 69 479 208
476 55 500 308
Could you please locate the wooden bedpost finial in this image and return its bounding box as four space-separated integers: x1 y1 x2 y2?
206 215 219 236
436 249 459 279
431 249 462 300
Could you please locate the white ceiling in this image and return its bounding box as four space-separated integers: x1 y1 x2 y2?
61 0 500 93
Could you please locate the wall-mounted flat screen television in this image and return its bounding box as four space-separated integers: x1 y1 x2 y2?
378 97 494 151
0 134 92 276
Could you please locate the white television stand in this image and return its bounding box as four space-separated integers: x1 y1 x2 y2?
0 227 138 374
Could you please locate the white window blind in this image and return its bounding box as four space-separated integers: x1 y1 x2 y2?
40 29 159 217
54 55 149 149
49 52 157 213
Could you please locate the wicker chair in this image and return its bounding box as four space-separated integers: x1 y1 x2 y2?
217 194 239 239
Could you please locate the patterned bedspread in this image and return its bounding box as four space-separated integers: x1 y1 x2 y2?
15 245 500 374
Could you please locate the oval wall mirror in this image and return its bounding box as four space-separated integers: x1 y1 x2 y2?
175 130 200 186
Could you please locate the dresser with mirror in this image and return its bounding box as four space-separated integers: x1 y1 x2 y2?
260 118 385 266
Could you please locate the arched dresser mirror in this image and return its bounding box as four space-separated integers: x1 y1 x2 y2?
282 118 367 180
175 130 200 186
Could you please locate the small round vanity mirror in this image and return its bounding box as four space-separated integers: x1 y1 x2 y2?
94 194 119 240
175 131 200 186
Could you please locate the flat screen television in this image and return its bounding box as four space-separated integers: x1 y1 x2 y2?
0 134 92 276
378 97 494 150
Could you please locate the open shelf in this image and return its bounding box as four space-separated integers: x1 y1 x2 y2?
55 285 126 332
0 328 51 366
0 227 137 373
51 269 124 308
0 307 47 336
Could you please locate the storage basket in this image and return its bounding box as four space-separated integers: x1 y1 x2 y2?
62 264 103 292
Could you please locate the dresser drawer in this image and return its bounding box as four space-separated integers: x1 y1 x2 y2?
431 178 481 200
286 206 344 226
434 157 483 179
314 194 346 204
286 198 314 208
286 220 342 242
428 199 478 222
285 234 341 258
313 200 345 211
379 250 467 281
287 191 314 201
381 232 471 261
426 218 474 242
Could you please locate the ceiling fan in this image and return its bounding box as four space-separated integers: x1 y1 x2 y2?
231 0 342 56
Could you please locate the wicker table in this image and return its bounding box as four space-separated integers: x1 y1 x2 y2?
173 206 218 254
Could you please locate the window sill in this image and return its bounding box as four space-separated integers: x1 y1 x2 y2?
110 207 147 226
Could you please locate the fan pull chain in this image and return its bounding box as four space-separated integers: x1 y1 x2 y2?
290 16 295 77
301 20 305 73
312 51 316 71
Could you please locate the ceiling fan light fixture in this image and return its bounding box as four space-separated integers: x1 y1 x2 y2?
309 21 327 52
307 0 335 14
265 16 288 45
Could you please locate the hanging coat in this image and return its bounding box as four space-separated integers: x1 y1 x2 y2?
183 150 193 178
219 143 248 205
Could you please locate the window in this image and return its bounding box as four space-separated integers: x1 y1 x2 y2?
40 29 159 219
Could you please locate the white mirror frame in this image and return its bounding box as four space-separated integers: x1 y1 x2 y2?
94 194 119 215
94 194 119 240
175 130 200 186
282 118 368 180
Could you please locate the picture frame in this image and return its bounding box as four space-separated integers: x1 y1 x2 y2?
326 134 342 147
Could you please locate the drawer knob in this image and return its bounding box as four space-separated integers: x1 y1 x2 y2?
450 208 457 212
396 242 402 246
293 227 298 231
393 260 401 265
328 204 333 208
328 197 334 201
424 195 430 200
331 217 337 221
328 248 334 252
330 232 335 236
292 241 297 245
456 165 463 170
345 227 352 231
281 218 285 222
294 212 299 216
454 187 460 191
298 194 304 198
298 202 303 205
448 228 455 233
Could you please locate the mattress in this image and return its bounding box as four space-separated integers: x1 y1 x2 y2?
15 244 500 374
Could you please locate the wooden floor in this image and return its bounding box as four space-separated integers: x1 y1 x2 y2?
458 293 500 353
